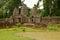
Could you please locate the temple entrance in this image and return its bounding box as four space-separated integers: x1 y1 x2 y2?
18 18 21 22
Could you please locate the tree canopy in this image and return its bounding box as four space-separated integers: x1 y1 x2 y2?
0 0 21 18
0 0 60 18
43 0 60 16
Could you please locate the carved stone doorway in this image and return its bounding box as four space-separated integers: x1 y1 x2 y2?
18 18 21 22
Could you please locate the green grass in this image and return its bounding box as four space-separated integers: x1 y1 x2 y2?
47 24 60 32
0 28 35 40
0 27 46 40
0 24 60 40
15 23 60 32
14 25 60 32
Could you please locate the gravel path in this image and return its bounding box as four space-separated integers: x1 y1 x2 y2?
16 32 60 40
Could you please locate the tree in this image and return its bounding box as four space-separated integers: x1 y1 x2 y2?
34 0 41 9
0 0 22 18
43 0 60 16
43 0 51 16
0 0 8 8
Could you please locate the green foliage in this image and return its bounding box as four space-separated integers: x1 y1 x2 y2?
0 0 22 18
43 0 60 16
0 0 8 8
34 0 41 9
47 24 60 31
0 29 34 40
15 23 21 27
28 8 31 15
0 0 60 18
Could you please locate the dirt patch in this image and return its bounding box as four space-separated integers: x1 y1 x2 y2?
16 32 60 40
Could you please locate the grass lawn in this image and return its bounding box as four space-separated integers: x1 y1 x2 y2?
0 28 35 40
0 24 60 40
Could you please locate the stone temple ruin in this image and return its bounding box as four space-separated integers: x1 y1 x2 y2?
12 4 60 25
0 4 60 27
12 4 41 24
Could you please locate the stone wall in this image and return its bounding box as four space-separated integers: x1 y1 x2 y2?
41 16 60 24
